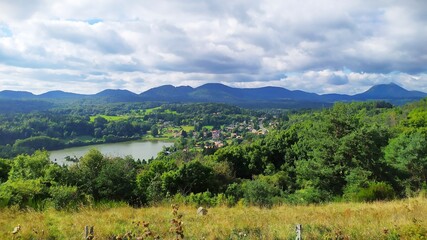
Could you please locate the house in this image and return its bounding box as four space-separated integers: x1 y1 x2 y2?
211 130 221 140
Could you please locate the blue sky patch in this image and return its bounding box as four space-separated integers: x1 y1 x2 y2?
0 24 12 37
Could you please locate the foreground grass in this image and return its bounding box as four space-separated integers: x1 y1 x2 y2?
1 198 427 239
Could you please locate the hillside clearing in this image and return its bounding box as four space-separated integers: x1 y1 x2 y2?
1 197 426 239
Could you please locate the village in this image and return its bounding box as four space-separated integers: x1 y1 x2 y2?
157 116 275 151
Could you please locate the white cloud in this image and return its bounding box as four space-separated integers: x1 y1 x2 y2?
0 0 426 95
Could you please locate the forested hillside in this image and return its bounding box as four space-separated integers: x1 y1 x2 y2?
1 99 427 209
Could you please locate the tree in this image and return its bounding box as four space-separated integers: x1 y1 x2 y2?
136 159 177 204
0 158 11 183
8 151 51 181
68 149 106 199
214 145 258 179
93 116 108 128
151 125 159 137
162 161 216 194
95 157 137 202
146 174 166 203
384 131 427 195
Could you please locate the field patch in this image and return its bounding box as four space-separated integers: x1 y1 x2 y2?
89 115 130 122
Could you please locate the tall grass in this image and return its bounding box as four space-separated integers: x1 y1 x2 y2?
1 197 426 239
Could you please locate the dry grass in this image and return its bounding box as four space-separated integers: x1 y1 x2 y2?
1 197 427 239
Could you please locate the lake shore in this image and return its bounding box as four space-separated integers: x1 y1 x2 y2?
49 140 174 165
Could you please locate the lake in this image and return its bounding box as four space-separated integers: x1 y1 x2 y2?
49 140 174 165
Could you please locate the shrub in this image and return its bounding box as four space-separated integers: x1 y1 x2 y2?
225 183 244 206
286 186 331 204
354 182 395 202
0 179 45 208
186 191 217 207
242 180 281 207
146 174 166 203
49 185 80 210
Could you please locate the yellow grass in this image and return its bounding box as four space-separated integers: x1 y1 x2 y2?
1 197 427 239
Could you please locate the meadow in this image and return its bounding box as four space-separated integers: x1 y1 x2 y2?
1 197 426 239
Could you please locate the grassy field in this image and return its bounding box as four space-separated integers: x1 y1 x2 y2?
1 197 427 239
144 107 178 115
204 125 214 130
89 107 178 123
144 107 162 114
89 115 130 122
181 125 195 132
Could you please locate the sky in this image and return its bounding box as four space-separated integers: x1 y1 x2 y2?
0 0 426 95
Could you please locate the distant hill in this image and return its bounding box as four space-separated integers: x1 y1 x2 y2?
188 83 241 101
0 83 425 110
0 90 35 99
141 85 193 101
93 89 140 102
39 90 86 99
353 83 427 100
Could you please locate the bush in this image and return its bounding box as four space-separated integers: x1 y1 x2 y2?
0 179 45 208
186 191 217 207
225 183 244 206
354 182 395 202
286 186 331 204
49 185 80 210
242 180 281 207
162 161 216 195
146 174 166 203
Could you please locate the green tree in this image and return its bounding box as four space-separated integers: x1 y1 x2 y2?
151 125 159 137
146 174 166 203
384 131 427 195
68 149 106 200
214 145 254 179
136 159 177 204
95 157 137 202
93 116 108 128
8 151 51 181
0 158 11 183
163 161 216 194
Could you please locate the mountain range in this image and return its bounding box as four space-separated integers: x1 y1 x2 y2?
0 82 426 109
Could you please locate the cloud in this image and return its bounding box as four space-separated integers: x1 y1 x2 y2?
328 74 349 86
0 0 426 95
39 20 134 55
0 0 45 21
